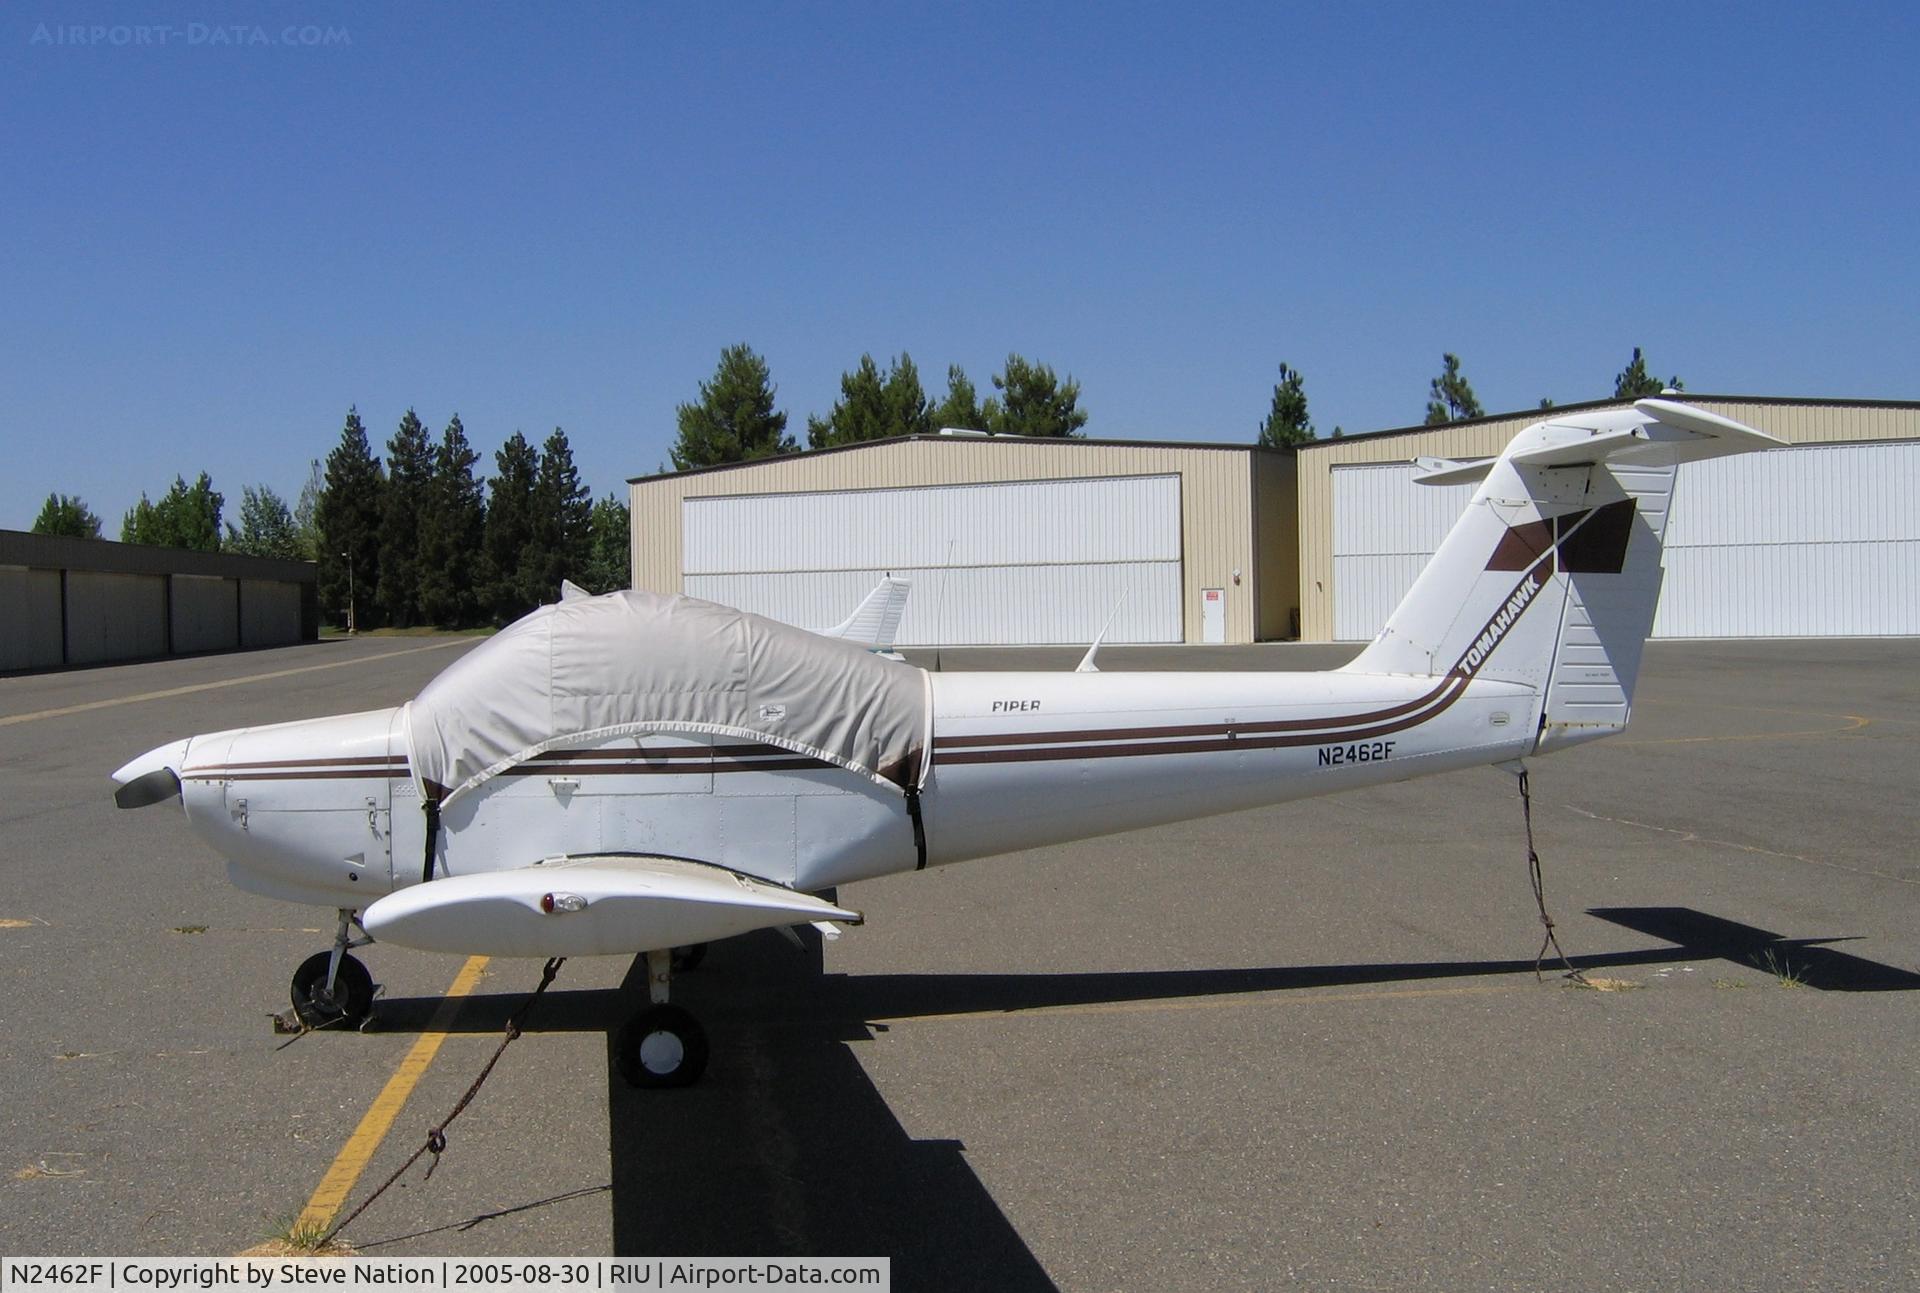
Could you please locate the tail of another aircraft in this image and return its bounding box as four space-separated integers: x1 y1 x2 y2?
818 576 912 648
1341 399 1781 754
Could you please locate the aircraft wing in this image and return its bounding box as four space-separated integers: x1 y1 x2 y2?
361 855 861 957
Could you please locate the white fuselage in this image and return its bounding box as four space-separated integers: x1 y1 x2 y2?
160 665 1539 914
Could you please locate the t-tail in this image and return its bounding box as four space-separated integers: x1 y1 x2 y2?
1341 399 1782 755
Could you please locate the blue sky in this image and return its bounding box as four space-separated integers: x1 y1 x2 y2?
4 1 1916 531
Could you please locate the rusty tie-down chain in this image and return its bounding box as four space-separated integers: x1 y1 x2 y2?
323 956 566 1245
1518 768 1591 986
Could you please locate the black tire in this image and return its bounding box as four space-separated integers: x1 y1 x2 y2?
670 943 708 973
290 951 374 1027
616 1004 709 1089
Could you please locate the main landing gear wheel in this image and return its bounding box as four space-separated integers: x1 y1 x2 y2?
290 951 373 1028
616 1004 709 1089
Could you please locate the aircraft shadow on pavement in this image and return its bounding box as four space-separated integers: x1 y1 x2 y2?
372 903 1920 1046
374 932 1059 1288
359 906 1913 1275
601 933 1058 1287
1587 906 1920 991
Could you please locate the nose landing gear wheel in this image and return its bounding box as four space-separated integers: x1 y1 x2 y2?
290 951 374 1028
616 1004 709 1088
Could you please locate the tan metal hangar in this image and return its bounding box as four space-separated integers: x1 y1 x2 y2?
629 433 1298 646
627 396 1917 647
1296 395 1920 642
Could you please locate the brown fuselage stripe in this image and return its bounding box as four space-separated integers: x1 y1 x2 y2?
933 679 1453 750
185 768 406 782
500 755 833 776
935 556 1552 767
184 754 403 772
524 742 787 763
936 676 1470 765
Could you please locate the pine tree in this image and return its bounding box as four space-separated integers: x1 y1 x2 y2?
1257 363 1315 446
522 427 593 601
226 485 303 559
484 431 540 622
315 407 385 630
417 414 488 627
807 353 932 448
671 344 795 469
31 493 102 538
1614 347 1683 398
983 354 1088 437
1424 354 1484 425
377 409 434 627
581 495 631 594
931 365 988 431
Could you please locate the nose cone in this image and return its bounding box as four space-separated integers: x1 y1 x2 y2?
111 737 191 809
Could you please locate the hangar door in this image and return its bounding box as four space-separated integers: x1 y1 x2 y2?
684 475 1183 645
1331 442 1920 640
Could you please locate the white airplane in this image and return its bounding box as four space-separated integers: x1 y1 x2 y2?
570 574 912 653
113 399 1779 1088
813 575 911 651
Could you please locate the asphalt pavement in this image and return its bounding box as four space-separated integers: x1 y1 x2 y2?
1 634 1915 1290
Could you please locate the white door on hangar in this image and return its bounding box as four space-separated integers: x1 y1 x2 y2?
1328 442 1920 640
683 474 1185 646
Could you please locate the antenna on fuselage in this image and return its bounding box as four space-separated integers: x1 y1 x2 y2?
1075 591 1129 673
931 538 956 672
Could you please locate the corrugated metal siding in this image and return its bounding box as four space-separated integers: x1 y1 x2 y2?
240 579 304 647
684 475 1181 573
65 571 167 664
1654 442 1920 637
170 574 239 654
688 563 1183 645
1330 440 1920 640
1297 398 1920 640
0 567 63 670
683 475 1182 644
636 439 1264 643
1330 465 1472 640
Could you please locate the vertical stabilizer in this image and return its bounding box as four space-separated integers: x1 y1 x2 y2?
818 577 913 648
1341 401 1781 753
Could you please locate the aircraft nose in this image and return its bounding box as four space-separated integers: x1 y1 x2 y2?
111 738 191 809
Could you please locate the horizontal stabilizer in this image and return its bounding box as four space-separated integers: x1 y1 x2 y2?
362 855 861 957
1413 456 1496 486
1511 399 1785 470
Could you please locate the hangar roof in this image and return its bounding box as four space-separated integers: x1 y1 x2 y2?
630 432 1292 486
1292 393 1920 451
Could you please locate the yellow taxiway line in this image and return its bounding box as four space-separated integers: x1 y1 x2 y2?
295 955 491 1233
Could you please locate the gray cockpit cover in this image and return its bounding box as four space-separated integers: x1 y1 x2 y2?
405 590 930 806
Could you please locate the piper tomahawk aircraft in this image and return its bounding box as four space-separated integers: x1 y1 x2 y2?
113 399 1778 1087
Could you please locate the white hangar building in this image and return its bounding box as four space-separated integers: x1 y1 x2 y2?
629 433 1298 646
1297 395 1920 642
629 396 1917 647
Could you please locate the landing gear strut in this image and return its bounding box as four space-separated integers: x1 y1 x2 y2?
615 947 709 1088
290 909 375 1027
